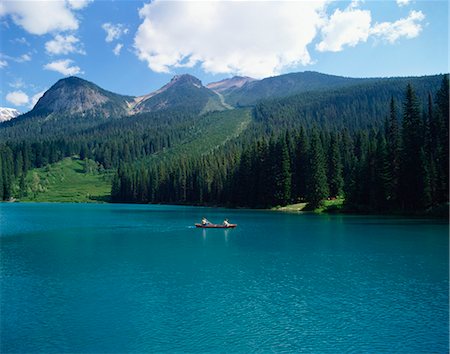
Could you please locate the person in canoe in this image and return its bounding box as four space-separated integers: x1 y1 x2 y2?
201 217 211 226
223 219 230 227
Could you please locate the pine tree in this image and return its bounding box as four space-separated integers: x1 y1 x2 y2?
273 137 291 206
306 129 329 208
374 133 390 210
434 75 449 204
327 134 344 198
0 154 3 201
292 127 309 201
386 97 400 206
423 93 438 204
399 84 426 210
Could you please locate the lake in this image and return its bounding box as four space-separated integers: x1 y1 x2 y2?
1 203 448 352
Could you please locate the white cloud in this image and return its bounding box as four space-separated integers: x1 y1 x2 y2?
1 52 32 64
113 43 123 56
6 90 29 106
45 34 85 55
396 0 411 7
102 23 128 42
316 6 371 52
133 1 427 78
43 59 82 76
0 0 91 35
0 59 7 68
371 10 425 43
17 53 31 62
134 1 327 78
11 37 30 46
9 78 25 89
67 0 92 10
30 90 46 108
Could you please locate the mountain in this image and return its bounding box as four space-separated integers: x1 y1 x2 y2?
222 71 375 106
0 107 20 122
132 74 227 114
28 76 133 118
206 76 257 94
1 71 445 143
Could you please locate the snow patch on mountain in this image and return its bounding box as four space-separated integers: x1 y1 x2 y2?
0 107 21 122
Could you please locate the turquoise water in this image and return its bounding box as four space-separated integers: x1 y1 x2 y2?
1 203 448 353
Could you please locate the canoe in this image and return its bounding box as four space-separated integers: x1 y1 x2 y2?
195 223 237 229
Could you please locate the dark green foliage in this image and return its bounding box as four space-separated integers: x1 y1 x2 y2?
398 84 427 210
433 75 449 204
292 127 309 200
273 137 292 206
327 134 344 198
306 129 329 208
225 71 369 106
385 97 401 205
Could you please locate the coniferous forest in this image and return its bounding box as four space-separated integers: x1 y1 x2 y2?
0 74 448 214
110 78 449 213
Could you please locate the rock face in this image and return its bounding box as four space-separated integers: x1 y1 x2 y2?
0 107 21 122
27 74 227 119
30 76 132 118
132 74 221 114
206 76 257 94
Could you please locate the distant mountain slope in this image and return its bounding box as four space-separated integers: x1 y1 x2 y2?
1 74 230 139
0 71 445 144
148 108 252 163
0 107 20 122
207 76 257 94
251 74 445 132
223 71 377 106
132 74 228 114
29 76 133 118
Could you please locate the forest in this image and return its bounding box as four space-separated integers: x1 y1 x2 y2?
0 75 448 214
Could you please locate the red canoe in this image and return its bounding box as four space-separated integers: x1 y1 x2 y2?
195 223 237 229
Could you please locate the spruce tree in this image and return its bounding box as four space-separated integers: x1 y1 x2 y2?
386 97 400 206
374 133 390 210
0 154 3 201
273 137 292 206
399 84 426 210
327 134 344 198
292 127 309 200
306 129 329 208
434 75 449 204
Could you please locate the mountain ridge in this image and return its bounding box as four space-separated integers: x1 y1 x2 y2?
12 71 446 119
1 71 445 142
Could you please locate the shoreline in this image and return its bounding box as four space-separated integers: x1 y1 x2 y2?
5 199 448 219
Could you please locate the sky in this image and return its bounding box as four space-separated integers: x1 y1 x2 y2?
0 0 448 112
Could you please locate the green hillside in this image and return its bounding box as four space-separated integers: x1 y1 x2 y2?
149 108 251 162
18 157 113 203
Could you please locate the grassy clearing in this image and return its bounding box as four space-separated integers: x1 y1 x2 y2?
149 108 251 163
273 198 345 213
18 157 113 203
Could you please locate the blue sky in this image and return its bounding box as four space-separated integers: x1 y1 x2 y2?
0 0 448 112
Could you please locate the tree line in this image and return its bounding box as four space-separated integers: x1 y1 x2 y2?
1 76 448 214
111 77 448 213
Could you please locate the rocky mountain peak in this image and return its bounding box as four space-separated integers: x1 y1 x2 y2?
169 74 203 88
206 76 257 93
